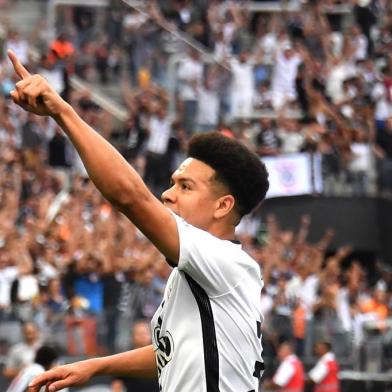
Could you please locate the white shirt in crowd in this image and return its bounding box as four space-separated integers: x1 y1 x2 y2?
257 33 278 64
213 40 232 61
286 274 319 318
196 87 220 128
326 61 357 104
0 266 18 308
151 212 264 392
278 130 304 154
230 58 254 98
372 83 391 121
230 58 255 118
177 56 203 101
37 258 59 284
16 275 39 302
336 288 352 333
352 34 368 61
235 215 260 239
349 142 372 173
6 363 69 392
273 354 299 387
6 364 45 392
39 67 65 94
222 22 236 46
309 352 336 384
123 12 148 31
5 38 29 65
147 116 172 155
4 342 38 371
271 47 301 97
260 292 274 318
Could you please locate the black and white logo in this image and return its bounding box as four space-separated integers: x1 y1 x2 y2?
154 320 174 376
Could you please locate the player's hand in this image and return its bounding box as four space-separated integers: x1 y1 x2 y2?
28 360 96 392
8 50 68 117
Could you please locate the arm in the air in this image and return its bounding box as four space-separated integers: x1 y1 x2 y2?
53 103 179 262
8 50 179 263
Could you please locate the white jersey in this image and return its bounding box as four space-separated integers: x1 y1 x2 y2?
151 213 264 392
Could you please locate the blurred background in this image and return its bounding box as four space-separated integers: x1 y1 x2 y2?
0 0 391 391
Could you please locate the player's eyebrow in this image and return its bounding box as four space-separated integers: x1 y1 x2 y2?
170 175 197 185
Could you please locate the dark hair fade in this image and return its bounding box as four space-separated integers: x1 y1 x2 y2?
187 132 269 217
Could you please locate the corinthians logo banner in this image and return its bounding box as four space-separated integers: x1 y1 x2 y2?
262 153 323 198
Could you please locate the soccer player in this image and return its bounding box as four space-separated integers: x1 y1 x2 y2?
8 49 269 392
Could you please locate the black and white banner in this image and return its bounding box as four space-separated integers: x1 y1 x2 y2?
263 153 322 198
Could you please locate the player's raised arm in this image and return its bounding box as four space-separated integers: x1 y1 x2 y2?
8 50 179 262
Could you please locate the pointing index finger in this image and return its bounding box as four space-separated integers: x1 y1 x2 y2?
8 49 31 79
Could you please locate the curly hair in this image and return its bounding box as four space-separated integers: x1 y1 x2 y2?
188 132 269 217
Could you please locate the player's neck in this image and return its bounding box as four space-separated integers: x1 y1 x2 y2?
208 222 236 242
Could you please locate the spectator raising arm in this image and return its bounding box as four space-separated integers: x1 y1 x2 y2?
7 50 179 265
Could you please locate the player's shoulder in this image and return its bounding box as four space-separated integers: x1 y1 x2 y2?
173 212 260 265
219 240 261 277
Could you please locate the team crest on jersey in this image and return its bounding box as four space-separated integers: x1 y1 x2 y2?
154 317 174 376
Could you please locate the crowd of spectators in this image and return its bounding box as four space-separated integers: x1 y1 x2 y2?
1 0 392 196
0 0 391 389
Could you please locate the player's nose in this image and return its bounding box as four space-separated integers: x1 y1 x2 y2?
161 186 176 204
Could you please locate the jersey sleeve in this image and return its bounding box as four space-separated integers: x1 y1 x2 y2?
273 360 295 387
173 213 256 297
309 360 329 383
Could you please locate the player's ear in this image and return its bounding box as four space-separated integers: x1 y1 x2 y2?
213 194 235 220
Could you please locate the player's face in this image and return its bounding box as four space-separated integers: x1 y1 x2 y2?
161 158 223 231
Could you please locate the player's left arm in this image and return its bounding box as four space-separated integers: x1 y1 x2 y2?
8 50 180 263
28 345 157 392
